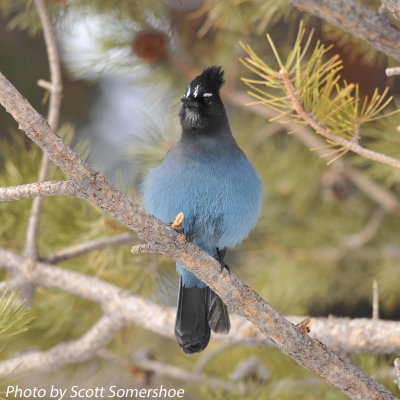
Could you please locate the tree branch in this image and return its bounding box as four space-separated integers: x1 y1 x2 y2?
0 180 79 201
382 0 400 21
44 233 137 264
286 0 400 60
0 315 124 378
24 0 63 261
99 350 237 392
0 71 396 398
279 69 400 170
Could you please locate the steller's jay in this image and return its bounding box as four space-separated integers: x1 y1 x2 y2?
143 66 263 354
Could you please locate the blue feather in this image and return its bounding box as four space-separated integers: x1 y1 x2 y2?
143 133 263 288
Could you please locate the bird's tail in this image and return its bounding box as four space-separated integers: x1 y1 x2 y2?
175 278 211 354
209 290 230 334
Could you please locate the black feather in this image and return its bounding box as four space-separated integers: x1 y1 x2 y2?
175 279 211 354
189 66 225 92
209 290 230 334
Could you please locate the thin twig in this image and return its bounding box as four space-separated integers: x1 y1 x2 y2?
193 342 234 373
341 208 386 251
133 357 235 392
45 233 137 264
99 350 236 392
246 122 282 156
373 280 380 320
386 67 400 76
25 0 63 261
0 180 79 201
0 72 396 399
395 358 400 391
279 69 400 171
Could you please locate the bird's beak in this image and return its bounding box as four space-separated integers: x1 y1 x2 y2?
180 97 198 108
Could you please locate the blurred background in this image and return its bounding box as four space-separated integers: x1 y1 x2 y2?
1 0 400 398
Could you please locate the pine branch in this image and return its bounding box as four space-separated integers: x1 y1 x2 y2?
0 180 79 201
286 0 400 60
279 69 400 170
24 0 63 261
0 289 32 340
0 71 397 398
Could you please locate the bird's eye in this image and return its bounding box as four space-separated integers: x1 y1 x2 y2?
202 93 213 104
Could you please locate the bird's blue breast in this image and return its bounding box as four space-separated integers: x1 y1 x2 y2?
143 137 263 287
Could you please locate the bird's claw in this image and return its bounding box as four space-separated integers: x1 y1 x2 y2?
215 247 230 274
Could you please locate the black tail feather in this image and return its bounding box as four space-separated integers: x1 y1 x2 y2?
209 290 230 334
175 279 211 354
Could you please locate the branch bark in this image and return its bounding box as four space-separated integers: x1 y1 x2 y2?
0 180 79 201
0 315 124 378
382 0 400 21
0 70 397 398
286 0 400 61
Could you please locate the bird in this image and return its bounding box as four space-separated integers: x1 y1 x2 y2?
143 66 263 354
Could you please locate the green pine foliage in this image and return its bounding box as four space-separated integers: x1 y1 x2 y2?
0 289 32 342
241 22 398 164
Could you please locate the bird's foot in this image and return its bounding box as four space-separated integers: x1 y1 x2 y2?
215 247 230 273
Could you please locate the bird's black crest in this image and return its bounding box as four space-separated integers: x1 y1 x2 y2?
191 66 225 90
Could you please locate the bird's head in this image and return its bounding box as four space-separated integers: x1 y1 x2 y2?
179 66 227 131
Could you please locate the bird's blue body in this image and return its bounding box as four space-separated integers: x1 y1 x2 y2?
144 131 262 287
143 66 262 353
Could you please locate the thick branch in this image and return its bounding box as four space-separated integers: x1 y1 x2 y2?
279 69 400 170
0 180 79 201
0 72 396 399
286 0 400 60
